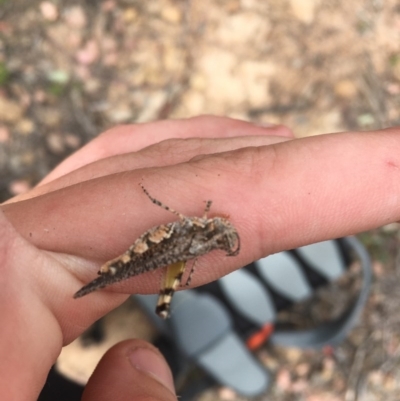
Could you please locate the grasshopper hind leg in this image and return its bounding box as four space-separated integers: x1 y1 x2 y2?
156 261 187 319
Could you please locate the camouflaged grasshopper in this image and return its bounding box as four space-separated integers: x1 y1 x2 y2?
74 185 240 318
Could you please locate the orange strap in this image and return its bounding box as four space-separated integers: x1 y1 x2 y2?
246 323 274 350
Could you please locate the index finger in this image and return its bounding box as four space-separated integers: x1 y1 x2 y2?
3 127 400 292
39 115 292 185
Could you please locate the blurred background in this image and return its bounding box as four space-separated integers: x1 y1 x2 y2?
1 1 400 400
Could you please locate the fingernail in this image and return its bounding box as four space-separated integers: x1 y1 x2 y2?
127 347 175 394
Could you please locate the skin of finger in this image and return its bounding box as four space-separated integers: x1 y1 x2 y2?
0 208 129 400
5 127 400 263
9 135 291 203
39 115 293 185
82 340 176 401
0 210 65 401
2 128 400 342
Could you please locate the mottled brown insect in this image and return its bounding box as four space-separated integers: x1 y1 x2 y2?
74 185 240 317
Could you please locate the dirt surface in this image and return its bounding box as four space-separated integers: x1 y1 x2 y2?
2 1 400 400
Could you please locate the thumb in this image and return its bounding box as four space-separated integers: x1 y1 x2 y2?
82 339 177 401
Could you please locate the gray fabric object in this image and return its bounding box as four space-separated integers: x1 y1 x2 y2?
137 291 270 396
169 291 231 355
297 240 345 280
170 291 269 396
134 237 372 395
256 252 313 301
197 333 269 396
219 269 276 325
270 237 372 348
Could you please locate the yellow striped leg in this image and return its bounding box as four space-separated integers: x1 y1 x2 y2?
156 261 187 319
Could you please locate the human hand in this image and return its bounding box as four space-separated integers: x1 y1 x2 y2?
0 116 292 400
1 115 400 400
